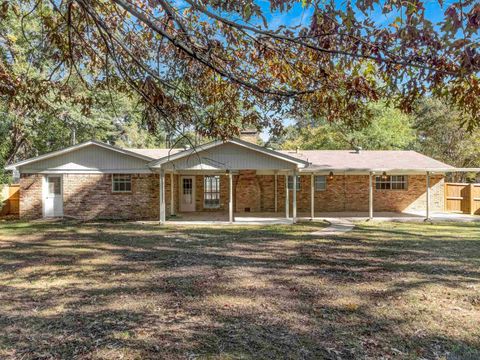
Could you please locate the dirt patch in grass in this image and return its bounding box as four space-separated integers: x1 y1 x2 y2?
0 220 479 359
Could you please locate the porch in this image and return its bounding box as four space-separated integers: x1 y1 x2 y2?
165 211 480 225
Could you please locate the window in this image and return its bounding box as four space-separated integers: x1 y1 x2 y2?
375 175 407 190
288 175 301 191
112 174 132 192
204 175 220 208
314 175 326 191
47 176 61 195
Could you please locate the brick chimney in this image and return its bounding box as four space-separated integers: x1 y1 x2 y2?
239 129 259 144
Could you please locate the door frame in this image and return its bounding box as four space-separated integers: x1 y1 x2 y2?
43 174 64 218
179 175 196 212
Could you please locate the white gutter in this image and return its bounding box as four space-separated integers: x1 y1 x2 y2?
298 168 456 175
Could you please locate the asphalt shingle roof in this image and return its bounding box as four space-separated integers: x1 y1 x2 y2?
127 146 453 171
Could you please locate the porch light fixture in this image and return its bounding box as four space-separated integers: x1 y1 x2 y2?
328 171 334 180
381 171 388 180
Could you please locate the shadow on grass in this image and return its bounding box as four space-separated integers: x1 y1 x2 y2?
0 220 479 359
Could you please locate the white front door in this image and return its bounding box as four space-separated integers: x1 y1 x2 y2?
44 175 63 217
179 176 195 212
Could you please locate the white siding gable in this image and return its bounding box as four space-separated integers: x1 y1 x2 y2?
162 143 298 171
19 144 151 173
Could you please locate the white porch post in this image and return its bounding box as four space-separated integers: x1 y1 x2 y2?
170 172 175 216
228 171 234 223
159 168 166 224
274 172 278 213
426 171 431 220
369 172 374 220
285 174 289 219
292 170 297 223
310 173 315 220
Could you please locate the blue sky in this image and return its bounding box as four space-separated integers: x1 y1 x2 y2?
251 0 462 141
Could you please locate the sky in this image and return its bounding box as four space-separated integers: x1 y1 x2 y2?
250 0 463 141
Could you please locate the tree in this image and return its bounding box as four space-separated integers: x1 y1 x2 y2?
413 98 480 181
276 102 416 150
0 0 479 142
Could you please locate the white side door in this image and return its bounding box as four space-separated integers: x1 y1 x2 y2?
179 176 195 212
44 175 63 217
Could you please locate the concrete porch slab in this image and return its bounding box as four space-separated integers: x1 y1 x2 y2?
164 211 480 225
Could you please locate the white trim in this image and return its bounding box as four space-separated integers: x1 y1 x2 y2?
19 169 153 174
5 140 154 171
203 175 221 209
314 175 327 191
369 172 373 220
179 175 196 212
299 168 454 175
149 138 309 168
43 174 64 218
111 174 133 193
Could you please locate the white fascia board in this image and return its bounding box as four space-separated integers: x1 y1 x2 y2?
299 168 455 175
149 138 309 168
449 168 480 172
19 168 154 174
4 140 154 171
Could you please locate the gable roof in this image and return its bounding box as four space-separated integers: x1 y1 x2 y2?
4 140 154 171
148 138 310 168
5 138 460 174
279 150 455 172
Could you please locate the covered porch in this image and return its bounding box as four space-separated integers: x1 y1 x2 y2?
150 139 309 225
149 138 479 225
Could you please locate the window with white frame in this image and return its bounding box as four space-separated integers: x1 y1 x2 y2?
204 175 220 208
314 175 326 191
112 174 132 192
288 175 301 191
375 175 408 190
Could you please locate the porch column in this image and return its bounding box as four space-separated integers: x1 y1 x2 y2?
170 172 175 216
228 171 234 223
159 168 166 224
274 172 278 213
292 170 297 223
285 174 289 218
426 171 431 220
310 173 315 220
369 172 374 220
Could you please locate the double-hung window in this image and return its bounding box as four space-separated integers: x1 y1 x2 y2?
375 175 408 190
204 175 220 208
112 174 132 193
314 175 326 191
288 175 301 191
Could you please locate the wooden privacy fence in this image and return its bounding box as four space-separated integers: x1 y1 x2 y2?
444 183 480 215
0 184 20 217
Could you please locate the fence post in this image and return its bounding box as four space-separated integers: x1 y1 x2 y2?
470 183 475 215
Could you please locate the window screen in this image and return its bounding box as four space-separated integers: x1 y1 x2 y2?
112 174 132 192
204 176 220 208
314 175 326 191
375 175 407 190
287 175 301 191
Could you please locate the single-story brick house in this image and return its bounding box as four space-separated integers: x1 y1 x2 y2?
5 133 456 223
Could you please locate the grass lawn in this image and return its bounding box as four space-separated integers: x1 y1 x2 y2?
0 220 479 359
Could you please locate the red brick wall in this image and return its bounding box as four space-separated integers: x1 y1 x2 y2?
194 175 231 211
62 174 159 220
235 170 261 212
273 174 444 213
19 172 444 220
19 174 43 219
